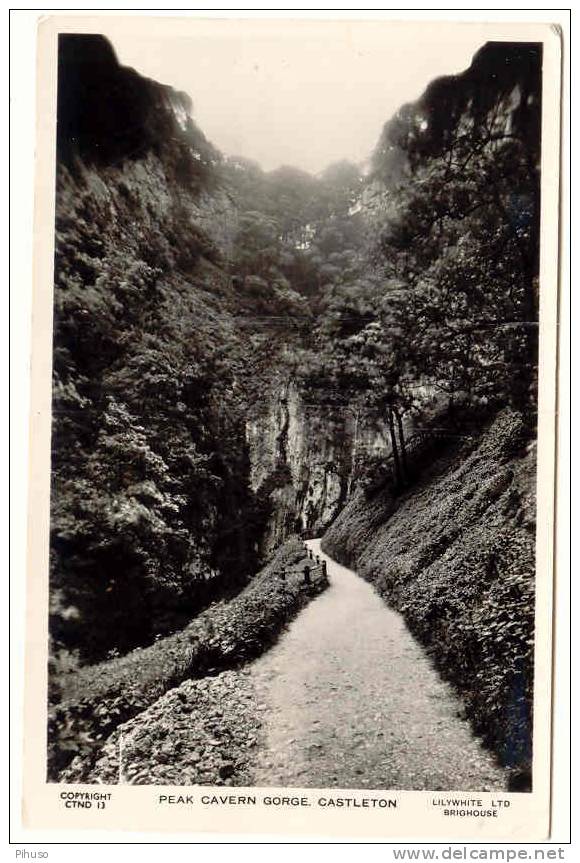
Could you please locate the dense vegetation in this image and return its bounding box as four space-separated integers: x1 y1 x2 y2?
300 42 541 490
49 537 326 780
50 36 367 670
49 35 541 781
322 409 536 786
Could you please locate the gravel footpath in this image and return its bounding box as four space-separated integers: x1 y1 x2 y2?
78 541 506 790
249 540 507 791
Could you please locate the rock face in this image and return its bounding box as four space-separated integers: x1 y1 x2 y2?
50 33 371 660
246 381 346 545
371 41 542 182
245 378 395 551
50 35 264 663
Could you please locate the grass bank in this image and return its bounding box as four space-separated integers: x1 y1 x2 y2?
322 410 536 788
49 537 327 781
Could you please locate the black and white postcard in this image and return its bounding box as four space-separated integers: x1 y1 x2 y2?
21 14 563 840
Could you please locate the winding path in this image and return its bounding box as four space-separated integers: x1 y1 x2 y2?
250 540 506 791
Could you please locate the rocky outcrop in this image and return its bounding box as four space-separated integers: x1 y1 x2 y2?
245 378 396 551
371 41 541 181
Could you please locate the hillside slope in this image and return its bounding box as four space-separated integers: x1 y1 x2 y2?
322 409 536 786
51 36 269 665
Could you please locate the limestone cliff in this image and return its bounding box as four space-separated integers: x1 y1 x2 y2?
245 377 400 551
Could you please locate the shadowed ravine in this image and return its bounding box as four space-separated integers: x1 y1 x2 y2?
250 540 507 791
48 40 538 787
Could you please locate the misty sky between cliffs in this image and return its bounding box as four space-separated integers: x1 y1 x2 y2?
99 19 488 173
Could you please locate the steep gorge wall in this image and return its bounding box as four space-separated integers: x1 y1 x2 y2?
50 36 265 665
245 379 393 551
246 381 349 548
49 33 377 665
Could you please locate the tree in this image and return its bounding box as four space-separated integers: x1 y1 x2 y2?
232 210 282 280
298 285 416 491
371 43 541 416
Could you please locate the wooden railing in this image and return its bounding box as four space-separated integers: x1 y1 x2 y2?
277 545 328 587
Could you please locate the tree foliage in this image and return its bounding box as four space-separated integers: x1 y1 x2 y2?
50 35 542 670
372 42 541 414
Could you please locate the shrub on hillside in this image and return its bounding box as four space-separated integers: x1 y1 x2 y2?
48 538 328 781
51 158 266 665
322 410 536 783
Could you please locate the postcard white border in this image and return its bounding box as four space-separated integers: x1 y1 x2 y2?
17 13 564 841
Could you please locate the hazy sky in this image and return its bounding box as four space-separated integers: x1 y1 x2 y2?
98 18 490 175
